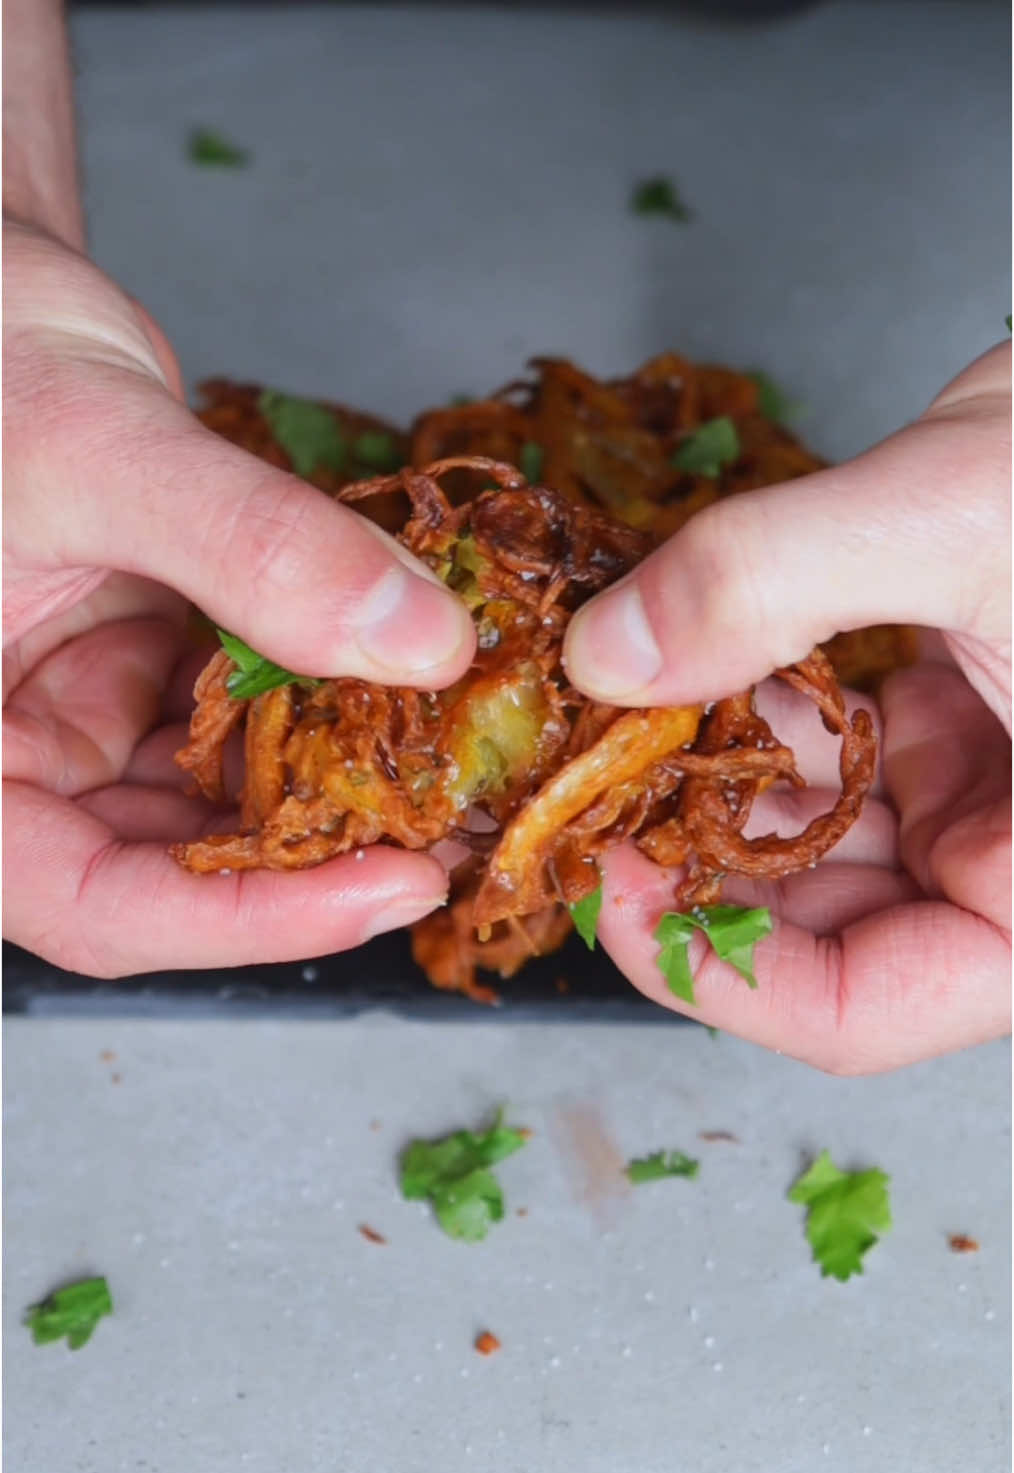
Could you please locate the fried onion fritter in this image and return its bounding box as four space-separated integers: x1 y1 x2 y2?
173 457 877 1000
197 356 917 688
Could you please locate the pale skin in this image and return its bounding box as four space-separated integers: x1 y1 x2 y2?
4 3 1010 1069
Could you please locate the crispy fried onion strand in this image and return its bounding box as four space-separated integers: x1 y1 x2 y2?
172 460 877 1000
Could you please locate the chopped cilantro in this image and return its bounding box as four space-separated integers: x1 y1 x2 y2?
788 1151 892 1282
519 441 545 482
569 879 603 950
449 393 474 406
626 1150 699 1184
748 370 799 424
671 417 741 478
653 905 772 1005
631 176 692 222
352 430 402 472
1006 315 1012 333
187 128 249 168
400 1108 529 1242
258 389 348 478
25 1276 112 1350
217 629 320 701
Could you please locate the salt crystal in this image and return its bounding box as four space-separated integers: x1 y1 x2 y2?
712 1362 723 1373
704 1335 716 1348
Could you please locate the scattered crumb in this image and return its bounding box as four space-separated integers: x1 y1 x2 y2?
475 1330 501 1356
516 1207 528 1217
369 1119 383 1132
517 1127 534 1141
948 1234 980 1254
554 977 570 994
99 1050 116 1063
698 1130 739 1144
110 1073 122 1085
358 1224 387 1245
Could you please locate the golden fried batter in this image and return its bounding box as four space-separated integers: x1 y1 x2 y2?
173 458 877 1001
197 356 917 687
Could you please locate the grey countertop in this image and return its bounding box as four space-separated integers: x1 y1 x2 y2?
4 4 1011 1471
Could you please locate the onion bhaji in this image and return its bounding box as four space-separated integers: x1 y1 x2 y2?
173 446 878 1001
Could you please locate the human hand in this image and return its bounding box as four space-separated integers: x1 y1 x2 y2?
2 220 476 976
563 344 1011 1072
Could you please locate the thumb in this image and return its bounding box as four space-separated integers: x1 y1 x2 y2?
4 224 475 685
13 366 476 687
563 344 1011 706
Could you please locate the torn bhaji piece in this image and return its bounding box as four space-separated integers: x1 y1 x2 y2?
173 458 877 998
198 356 915 693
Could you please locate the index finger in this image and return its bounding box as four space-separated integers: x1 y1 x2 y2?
598 843 1010 1075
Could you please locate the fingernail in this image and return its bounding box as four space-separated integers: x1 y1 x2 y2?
352 565 472 676
360 893 445 942
564 581 662 699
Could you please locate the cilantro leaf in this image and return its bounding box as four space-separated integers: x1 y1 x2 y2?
351 430 402 472
626 1150 699 1184
400 1109 529 1241
187 128 249 168
258 389 348 478
748 370 799 424
432 1168 506 1241
217 629 320 701
788 1151 892 1282
25 1276 112 1350
519 441 545 482
1006 315 1012 333
631 176 692 222
671 416 740 478
569 880 603 950
653 905 772 1005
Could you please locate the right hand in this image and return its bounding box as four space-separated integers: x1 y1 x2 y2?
2 220 476 977
563 343 1011 1072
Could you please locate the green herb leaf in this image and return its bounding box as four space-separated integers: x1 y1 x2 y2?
748 370 799 424
432 1168 506 1241
569 880 603 950
449 393 474 406
1006 315 1012 333
626 1150 699 1184
654 912 699 1003
671 416 741 478
25 1276 113 1350
187 128 249 168
519 441 545 482
351 430 403 472
400 1108 529 1242
788 1151 892 1282
654 905 772 1005
631 175 692 222
258 389 347 478
217 629 320 701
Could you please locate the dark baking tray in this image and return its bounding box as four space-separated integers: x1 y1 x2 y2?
2 932 685 1022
